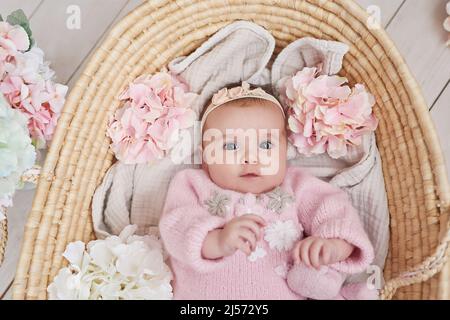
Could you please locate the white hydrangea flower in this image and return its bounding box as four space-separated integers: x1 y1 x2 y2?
247 246 267 262
47 268 90 300
48 241 92 300
264 220 302 251
47 225 173 300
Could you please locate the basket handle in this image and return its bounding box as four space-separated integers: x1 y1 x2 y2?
0 165 41 266
380 211 450 299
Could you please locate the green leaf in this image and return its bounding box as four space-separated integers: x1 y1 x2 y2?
6 9 34 51
6 9 28 26
0 14 3 22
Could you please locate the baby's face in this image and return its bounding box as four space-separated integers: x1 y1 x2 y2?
202 99 287 194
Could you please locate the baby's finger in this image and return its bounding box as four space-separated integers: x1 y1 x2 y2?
309 240 323 269
238 228 257 251
237 220 263 240
241 214 266 227
237 239 252 256
299 239 313 268
320 244 332 265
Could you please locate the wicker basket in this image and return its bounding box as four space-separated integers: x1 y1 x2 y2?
11 0 450 300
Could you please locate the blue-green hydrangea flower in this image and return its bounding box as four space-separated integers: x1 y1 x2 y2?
0 93 36 201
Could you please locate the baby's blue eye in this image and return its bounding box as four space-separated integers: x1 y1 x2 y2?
224 142 239 151
259 140 273 150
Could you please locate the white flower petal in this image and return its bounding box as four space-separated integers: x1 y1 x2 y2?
47 268 84 300
89 241 114 270
62 241 85 268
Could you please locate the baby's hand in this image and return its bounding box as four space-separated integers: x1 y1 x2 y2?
201 214 266 259
218 214 266 256
292 236 355 269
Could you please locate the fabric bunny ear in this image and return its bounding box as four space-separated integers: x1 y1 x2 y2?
168 20 276 115
271 37 349 99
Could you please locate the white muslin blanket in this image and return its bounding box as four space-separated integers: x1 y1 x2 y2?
92 21 389 284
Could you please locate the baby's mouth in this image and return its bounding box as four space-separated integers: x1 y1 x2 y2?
240 173 260 178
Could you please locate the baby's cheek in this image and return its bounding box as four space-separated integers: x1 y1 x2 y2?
262 160 287 185
207 163 241 186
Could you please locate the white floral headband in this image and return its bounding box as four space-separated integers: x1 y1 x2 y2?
200 81 285 132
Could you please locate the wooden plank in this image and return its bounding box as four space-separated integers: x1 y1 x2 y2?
29 0 129 84
66 0 143 89
1 284 12 300
356 0 405 28
0 188 36 296
0 0 42 18
386 0 450 106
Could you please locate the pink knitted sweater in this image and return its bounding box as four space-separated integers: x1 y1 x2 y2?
159 166 374 300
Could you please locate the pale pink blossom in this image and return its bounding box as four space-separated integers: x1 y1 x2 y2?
279 67 378 159
0 21 67 149
107 71 198 164
0 22 30 55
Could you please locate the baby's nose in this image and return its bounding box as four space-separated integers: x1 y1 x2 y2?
243 151 258 164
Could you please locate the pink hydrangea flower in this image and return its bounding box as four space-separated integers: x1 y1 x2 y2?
279 67 378 159
0 21 67 149
0 21 30 56
107 71 198 164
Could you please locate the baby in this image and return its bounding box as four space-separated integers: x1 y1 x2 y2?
159 82 375 300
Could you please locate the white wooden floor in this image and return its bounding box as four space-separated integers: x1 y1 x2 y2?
0 0 449 300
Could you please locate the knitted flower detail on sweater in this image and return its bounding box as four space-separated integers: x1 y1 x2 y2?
264 220 303 251
261 187 295 214
247 246 267 262
204 191 231 217
274 262 292 279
